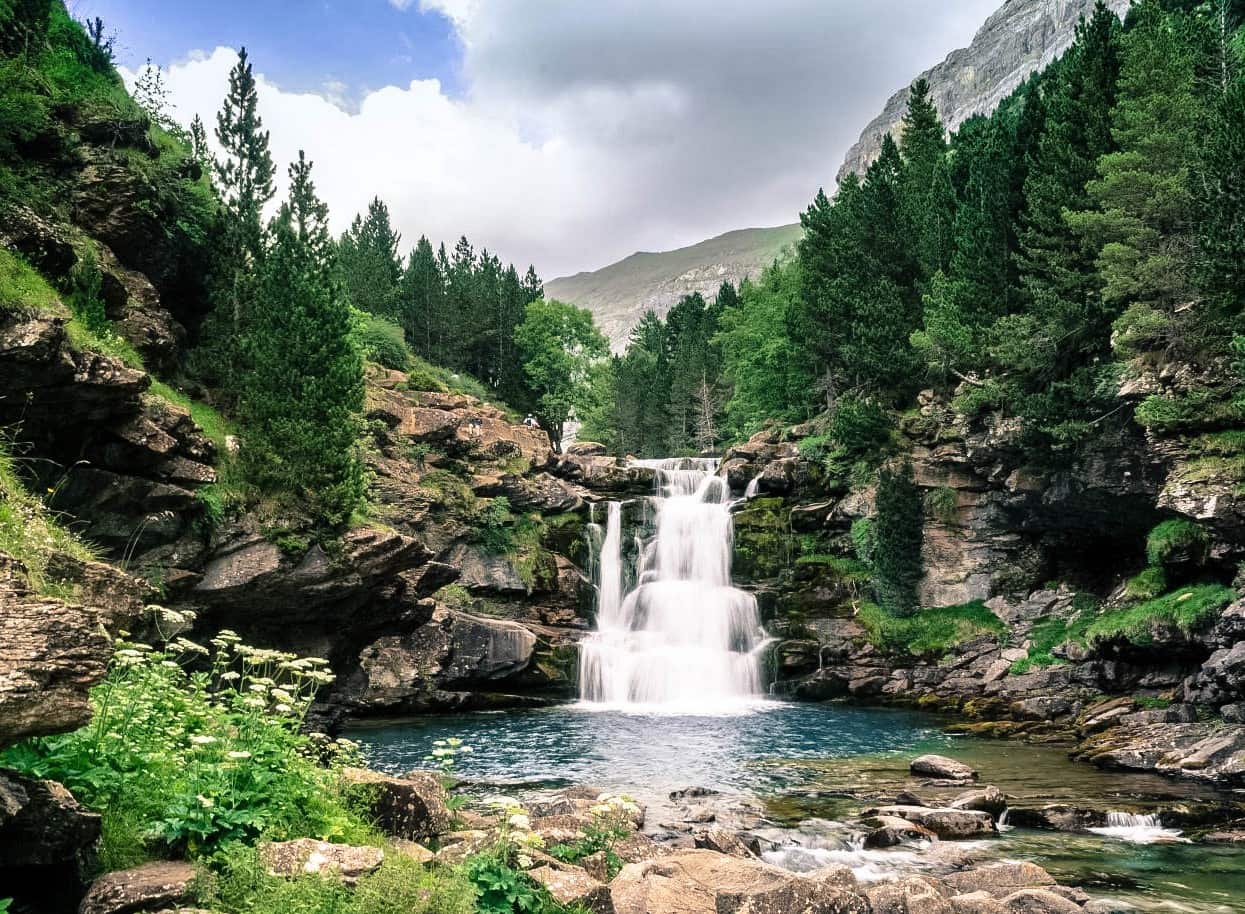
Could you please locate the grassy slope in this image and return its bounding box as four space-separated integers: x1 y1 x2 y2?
545 224 803 350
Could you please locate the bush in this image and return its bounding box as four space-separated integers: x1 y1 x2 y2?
924 486 957 524
0 627 371 860
473 497 515 554
1085 584 1235 646
1145 519 1209 568
828 394 890 456
355 313 412 372
1134 388 1242 435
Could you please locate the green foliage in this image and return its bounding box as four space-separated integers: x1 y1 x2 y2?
1133 387 1243 434
1145 518 1209 567
827 394 891 457
1124 565 1167 601
872 462 924 616
0 247 59 315
200 844 476 914
924 486 958 524
0 630 370 859
513 298 608 450
857 600 1006 658
850 517 876 567
1009 597 1100 674
0 435 97 598
339 197 403 321
354 312 412 371
792 555 871 582
240 154 365 527
475 496 516 554
1085 584 1235 645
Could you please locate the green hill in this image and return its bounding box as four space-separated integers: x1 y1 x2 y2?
546 224 802 350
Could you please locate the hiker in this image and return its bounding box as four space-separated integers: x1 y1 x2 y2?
524 414 538 428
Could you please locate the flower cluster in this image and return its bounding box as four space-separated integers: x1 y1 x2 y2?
425 737 473 776
483 796 544 868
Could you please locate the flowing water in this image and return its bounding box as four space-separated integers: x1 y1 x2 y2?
577 458 769 710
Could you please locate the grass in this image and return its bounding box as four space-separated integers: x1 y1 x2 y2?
1009 598 1100 674
0 437 97 598
1123 565 1167 601
147 380 236 454
1085 584 1236 647
0 248 61 314
1146 519 1209 568
793 554 871 581
857 600 1006 658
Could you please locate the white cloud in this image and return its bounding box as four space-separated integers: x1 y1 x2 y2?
141 1 1001 277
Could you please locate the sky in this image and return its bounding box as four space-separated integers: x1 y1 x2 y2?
76 0 1001 278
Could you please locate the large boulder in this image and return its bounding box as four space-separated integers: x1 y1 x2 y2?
865 875 952 914
999 889 1083 914
609 850 869 914
78 861 199 914
342 767 451 840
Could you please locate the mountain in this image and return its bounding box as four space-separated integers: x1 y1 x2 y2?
546 224 802 350
837 0 1131 180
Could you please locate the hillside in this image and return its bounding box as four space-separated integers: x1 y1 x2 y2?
546 224 802 350
837 0 1131 181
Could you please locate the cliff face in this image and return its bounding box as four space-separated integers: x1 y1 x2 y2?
837 0 1132 182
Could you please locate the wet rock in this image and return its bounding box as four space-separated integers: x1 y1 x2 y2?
1003 804 1107 833
528 865 612 914
79 861 199 914
865 806 995 839
949 786 1007 817
693 826 757 858
910 755 978 781
944 863 1056 899
998 889 1082 914
341 768 450 840
861 814 936 848
259 839 384 884
1082 901 1137 914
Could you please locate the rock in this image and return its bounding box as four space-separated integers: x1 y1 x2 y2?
528 865 613 914
949 786 1007 818
867 806 995 839
944 863 1056 899
865 875 952 914
259 839 384 884
910 755 978 781
79 861 198 914
0 562 119 745
341 768 451 840
693 827 757 858
609 849 870 914
1004 804 1106 833
861 814 936 848
1082 900 1137 914
998 889 1082 914
566 441 608 456
949 893 1008 914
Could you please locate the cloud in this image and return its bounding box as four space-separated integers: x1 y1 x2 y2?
143 1 1000 278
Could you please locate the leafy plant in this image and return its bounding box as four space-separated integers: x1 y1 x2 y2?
1145 519 1209 568
924 486 957 524
547 794 638 880
0 625 370 860
475 497 516 553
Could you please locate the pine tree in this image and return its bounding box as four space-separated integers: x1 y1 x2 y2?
241 152 364 524
338 197 403 320
521 265 544 302
1067 0 1205 355
213 46 276 331
189 114 211 173
399 236 445 358
898 79 954 282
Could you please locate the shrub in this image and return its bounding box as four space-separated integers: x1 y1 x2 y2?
1134 388 1242 435
474 497 516 553
924 486 957 524
0 627 370 860
355 313 412 372
827 394 890 457
1085 584 1235 646
1145 519 1209 568
850 517 876 567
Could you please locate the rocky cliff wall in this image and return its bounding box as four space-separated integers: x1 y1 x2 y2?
838 0 1132 182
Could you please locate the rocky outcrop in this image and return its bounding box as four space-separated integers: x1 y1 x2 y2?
78 861 199 914
259 839 384 884
341 768 451 841
838 0 1132 181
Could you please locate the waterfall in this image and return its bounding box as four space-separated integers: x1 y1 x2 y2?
744 474 761 499
578 457 769 711
1088 811 1186 844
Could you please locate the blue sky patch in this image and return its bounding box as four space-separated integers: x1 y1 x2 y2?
75 0 464 104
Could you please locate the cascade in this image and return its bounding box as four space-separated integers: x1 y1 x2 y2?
578 457 769 710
